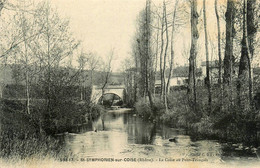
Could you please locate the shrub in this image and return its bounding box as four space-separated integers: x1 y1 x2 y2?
0 99 67 160
191 117 215 136
134 98 152 120
134 97 166 121
160 90 200 128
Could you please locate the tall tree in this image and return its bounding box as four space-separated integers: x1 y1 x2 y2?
203 0 212 113
237 0 256 108
159 4 165 98
11 0 42 114
77 51 88 100
246 0 257 106
188 0 199 111
223 0 235 84
215 0 223 109
153 17 160 96
144 0 154 108
223 0 236 106
162 0 169 110
135 0 154 108
33 1 79 113
215 0 222 85
166 0 179 96
133 42 138 103
86 52 100 87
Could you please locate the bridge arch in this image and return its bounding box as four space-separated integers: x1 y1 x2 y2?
97 93 123 106
91 85 125 104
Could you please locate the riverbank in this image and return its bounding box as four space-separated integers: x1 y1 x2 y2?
1 106 259 167
133 87 260 150
0 98 104 160
52 108 260 166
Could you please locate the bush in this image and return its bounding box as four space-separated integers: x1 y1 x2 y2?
135 98 152 120
134 97 165 121
191 116 215 136
89 104 105 118
160 90 200 128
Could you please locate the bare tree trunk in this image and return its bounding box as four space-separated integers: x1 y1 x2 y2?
137 39 146 98
215 0 223 110
145 0 154 109
237 0 255 109
134 54 138 102
188 0 199 112
229 42 233 106
247 0 256 106
163 1 169 110
101 71 110 105
238 0 248 108
166 0 178 96
159 8 165 98
154 18 159 95
223 0 235 84
223 0 235 108
203 0 212 114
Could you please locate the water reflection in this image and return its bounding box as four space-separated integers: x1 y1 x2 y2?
62 109 259 165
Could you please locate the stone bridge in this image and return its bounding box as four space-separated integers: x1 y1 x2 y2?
91 85 125 104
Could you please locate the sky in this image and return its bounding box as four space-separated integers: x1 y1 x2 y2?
6 0 255 72
48 0 230 72
49 0 147 72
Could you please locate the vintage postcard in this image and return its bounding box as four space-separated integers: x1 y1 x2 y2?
0 0 259 167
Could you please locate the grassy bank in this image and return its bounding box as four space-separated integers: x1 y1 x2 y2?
134 87 260 147
0 99 103 160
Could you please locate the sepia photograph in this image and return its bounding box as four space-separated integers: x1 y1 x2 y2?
0 0 259 167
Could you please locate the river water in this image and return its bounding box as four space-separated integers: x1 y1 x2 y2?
61 108 259 167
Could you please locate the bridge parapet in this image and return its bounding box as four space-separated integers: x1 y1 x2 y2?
94 85 125 90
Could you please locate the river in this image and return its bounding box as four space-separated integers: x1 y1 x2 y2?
60 108 259 167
